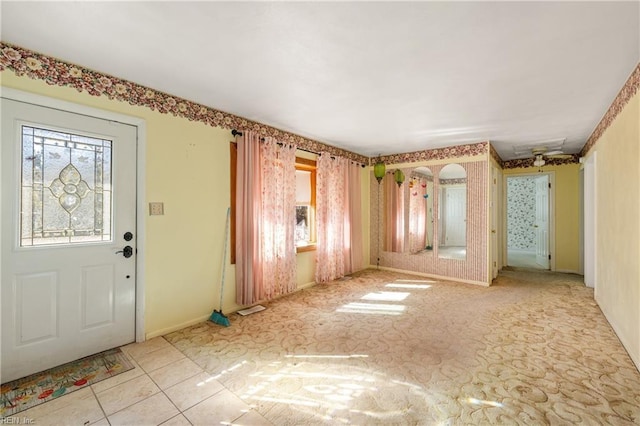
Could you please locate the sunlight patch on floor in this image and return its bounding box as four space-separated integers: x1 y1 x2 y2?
361 291 410 302
337 302 405 315
385 283 432 289
285 354 368 359
466 397 504 408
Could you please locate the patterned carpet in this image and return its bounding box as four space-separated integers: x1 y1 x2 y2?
165 269 640 425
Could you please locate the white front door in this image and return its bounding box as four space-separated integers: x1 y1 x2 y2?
1 98 137 382
535 175 550 269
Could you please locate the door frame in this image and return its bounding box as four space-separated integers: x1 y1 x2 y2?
502 171 556 271
1 87 147 342
583 153 597 290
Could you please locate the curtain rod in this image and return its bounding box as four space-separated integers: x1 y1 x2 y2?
231 129 365 167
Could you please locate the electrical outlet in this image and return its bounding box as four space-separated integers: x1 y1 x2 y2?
149 202 164 216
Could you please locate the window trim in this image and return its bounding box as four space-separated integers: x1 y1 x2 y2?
295 157 317 253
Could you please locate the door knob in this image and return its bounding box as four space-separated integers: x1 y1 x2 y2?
116 246 133 258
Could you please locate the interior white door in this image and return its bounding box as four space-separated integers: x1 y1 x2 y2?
444 186 466 246
535 176 550 269
1 98 137 382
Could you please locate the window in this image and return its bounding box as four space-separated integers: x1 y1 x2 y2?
295 157 316 252
230 145 316 262
20 125 113 246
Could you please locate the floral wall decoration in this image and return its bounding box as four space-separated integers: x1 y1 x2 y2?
581 63 640 157
489 144 504 168
503 154 580 169
439 178 467 185
0 42 367 164
506 177 536 250
372 142 488 166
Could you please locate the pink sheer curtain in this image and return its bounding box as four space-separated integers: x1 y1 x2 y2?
344 161 363 273
316 155 363 283
260 138 297 300
316 154 345 283
384 174 405 252
235 132 297 305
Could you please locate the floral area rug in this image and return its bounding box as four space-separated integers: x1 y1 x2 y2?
1 348 133 417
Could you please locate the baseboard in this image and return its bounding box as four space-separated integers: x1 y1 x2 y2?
298 281 317 290
145 314 211 340
596 296 640 372
554 269 582 275
376 266 490 287
145 281 318 340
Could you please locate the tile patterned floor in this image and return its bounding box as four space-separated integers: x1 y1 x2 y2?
4 336 268 426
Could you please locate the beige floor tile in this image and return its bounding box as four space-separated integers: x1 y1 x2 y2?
90 418 111 426
164 372 225 411
148 357 204 389
233 409 274 425
91 365 146 394
122 337 172 361
17 387 104 426
183 389 252 425
96 374 160 415
107 392 179 426
160 414 192 425
136 345 186 373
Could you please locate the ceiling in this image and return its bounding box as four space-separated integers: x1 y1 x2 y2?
1 2 638 160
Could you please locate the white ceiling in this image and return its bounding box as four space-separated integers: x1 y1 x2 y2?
1 2 638 160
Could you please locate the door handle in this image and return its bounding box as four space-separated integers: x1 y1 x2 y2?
116 246 133 258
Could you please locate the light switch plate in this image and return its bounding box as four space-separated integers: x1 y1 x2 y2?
149 202 164 215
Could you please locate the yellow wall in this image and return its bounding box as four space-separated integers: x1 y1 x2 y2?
586 91 639 369
503 163 581 273
0 71 323 338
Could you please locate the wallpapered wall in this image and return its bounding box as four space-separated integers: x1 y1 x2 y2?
370 159 489 285
507 177 537 250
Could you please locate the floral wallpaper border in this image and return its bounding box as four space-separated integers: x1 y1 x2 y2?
0 42 368 164
439 178 467 185
489 143 504 168
581 63 640 157
6 41 627 168
373 141 488 166
503 154 581 169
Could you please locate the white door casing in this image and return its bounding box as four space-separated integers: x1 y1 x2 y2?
584 153 597 289
535 175 550 269
491 166 499 279
1 98 137 382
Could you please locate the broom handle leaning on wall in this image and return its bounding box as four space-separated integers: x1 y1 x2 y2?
219 207 230 312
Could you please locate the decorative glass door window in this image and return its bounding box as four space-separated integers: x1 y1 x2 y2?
20 125 112 246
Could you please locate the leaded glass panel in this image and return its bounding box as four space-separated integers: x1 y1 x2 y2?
20 126 113 246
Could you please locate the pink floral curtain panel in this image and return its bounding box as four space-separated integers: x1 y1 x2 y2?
260 138 297 300
344 161 363 273
316 155 363 283
235 132 297 305
384 174 405 252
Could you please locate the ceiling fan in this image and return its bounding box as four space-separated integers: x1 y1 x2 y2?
530 147 573 167
531 147 573 160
